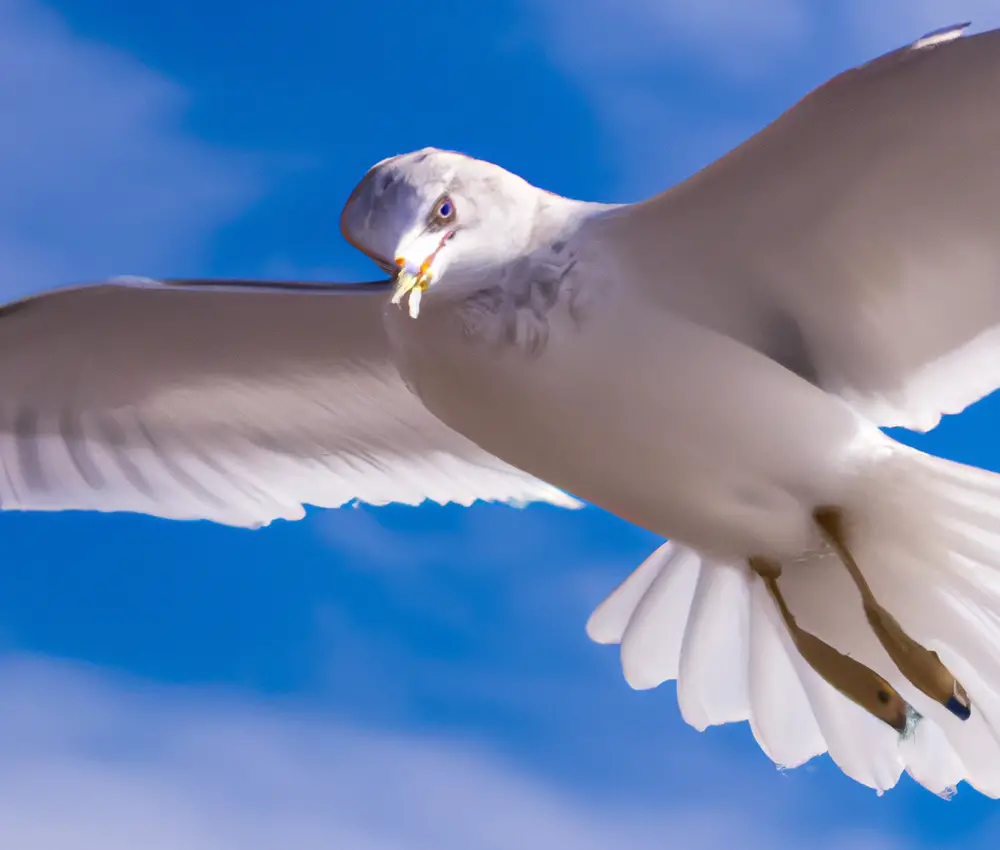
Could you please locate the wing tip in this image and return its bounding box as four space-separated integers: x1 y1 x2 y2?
911 22 971 51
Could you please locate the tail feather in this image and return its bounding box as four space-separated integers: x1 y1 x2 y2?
924 647 1000 796
785 634 906 792
586 543 675 646
812 541 1000 796
676 563 751 729
588 441 1000 797
900 719 965 798
857 462 1000 796
619 548 700 690
747 579 825 768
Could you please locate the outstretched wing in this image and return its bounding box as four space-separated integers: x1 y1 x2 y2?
613 23 1000 431
0 276 578 527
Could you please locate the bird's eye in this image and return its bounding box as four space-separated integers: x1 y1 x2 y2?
432 196 456 225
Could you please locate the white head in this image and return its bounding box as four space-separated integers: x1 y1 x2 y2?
340 148 543 315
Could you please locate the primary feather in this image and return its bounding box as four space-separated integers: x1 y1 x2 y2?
0 277 577 526
609 23 1000 432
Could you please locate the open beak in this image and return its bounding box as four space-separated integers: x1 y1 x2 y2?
390 230 456 319
390 260 431 319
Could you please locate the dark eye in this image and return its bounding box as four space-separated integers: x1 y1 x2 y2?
432 196 455 224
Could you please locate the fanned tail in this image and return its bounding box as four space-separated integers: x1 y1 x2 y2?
588 441 1000 797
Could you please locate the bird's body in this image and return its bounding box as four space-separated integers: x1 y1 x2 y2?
386 206 873 561
8 20 1000 796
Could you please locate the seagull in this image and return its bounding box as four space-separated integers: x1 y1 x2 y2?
4 21 1000 796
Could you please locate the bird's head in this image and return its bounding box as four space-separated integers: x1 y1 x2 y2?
340 148 539 317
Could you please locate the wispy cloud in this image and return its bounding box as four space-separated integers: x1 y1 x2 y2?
0 654 909 850
535 0 812 79
532 0 1000 197
528 0 822 198
0 0 259 298
537 0 996 84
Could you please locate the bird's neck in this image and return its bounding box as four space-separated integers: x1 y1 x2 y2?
439 195 613 353
528 192 616 254
398 192 615 357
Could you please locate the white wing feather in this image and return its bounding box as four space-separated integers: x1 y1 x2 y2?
609 25 1000 431
0 278 578 527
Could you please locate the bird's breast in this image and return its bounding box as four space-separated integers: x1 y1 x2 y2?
386 286 877 559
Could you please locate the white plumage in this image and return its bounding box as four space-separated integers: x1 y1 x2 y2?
0 281 578 525
5 21 1000 796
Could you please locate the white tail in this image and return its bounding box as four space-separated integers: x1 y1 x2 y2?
588 441 1000 797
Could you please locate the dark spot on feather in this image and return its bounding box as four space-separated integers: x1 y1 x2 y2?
14 408 44 492
135 419 226 508
98 414 154 497
61 409 106 489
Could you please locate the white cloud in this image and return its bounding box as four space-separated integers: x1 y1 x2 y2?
529 0 826 198
535 0 812 80
531 2 1000 198
537 0 1000 83
0 655 905 850
0 0 258 298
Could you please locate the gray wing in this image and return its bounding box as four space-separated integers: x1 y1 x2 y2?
610 23 1000 431
0 276 578 527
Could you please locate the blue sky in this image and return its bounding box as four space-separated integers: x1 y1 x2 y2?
4 0 1000 846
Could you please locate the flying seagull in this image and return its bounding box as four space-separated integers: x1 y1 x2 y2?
3 21 1000 796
